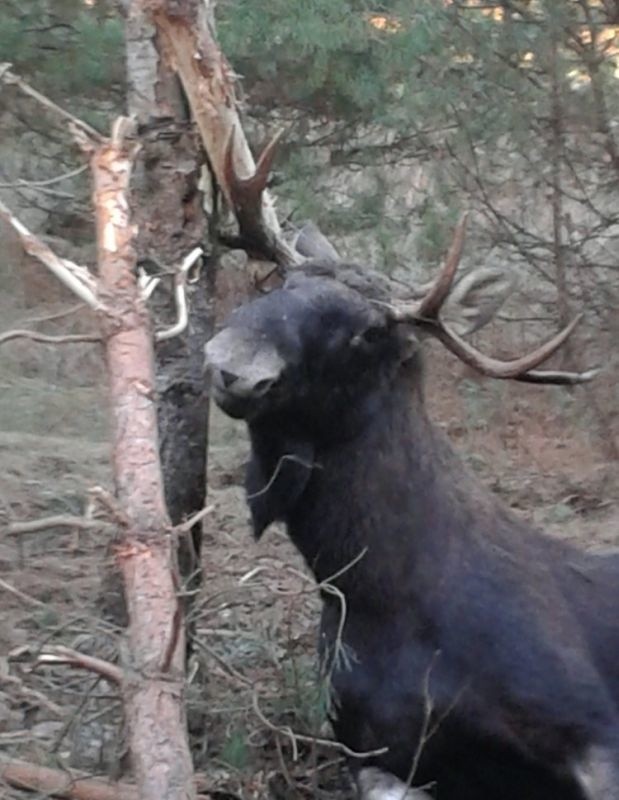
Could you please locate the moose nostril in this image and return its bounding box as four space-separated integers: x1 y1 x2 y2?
220 369 238 389
253 378 275 395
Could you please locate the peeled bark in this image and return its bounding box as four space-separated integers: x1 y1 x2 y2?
92 128 195 800
100 0 214 639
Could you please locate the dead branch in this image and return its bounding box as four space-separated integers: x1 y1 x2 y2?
0 330 101 347
7 515 114 536
0 164 88 189
0 755 139 800
20 302 86 325
87 486 130 528
173 504 215 535
0 64 104 143
36 646 123 685
0 757 214 800
0 673 65 717
0 200 103 311
251 691 388 760
0 577 48 608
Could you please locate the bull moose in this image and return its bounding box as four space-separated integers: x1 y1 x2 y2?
205 139 619 799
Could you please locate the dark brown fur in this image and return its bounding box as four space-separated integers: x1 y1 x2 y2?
206 272 619 799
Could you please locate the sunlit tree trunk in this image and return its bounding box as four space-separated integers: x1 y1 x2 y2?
102 0 215 637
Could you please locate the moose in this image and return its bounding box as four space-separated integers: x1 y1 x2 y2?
205 136 619 800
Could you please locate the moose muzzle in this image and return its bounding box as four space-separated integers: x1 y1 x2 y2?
204 328 285 419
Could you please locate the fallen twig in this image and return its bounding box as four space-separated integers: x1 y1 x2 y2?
0 577 47 608
0 200 103 311
0 757 215 800
0 673 64 717
36 646 123 686
251 691 388 761
174 504 215 534
0 330 101 347
0 755 138 800
8 515 115 536
0 164 88 189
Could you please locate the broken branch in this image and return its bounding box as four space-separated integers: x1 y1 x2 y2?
0 330 101 347
0 200 103 311
0 755 138 800
0 63 104 143
36 646 123 685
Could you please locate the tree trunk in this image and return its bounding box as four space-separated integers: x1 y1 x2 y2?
92 125 195 800
548 32 572 370
101 1 214 637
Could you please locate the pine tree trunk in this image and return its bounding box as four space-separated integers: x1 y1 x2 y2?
101 1 214 634
92 124 196 800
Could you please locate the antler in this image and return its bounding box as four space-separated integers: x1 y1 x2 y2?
221 127 300 269
389 215 597 386
217 130 597 387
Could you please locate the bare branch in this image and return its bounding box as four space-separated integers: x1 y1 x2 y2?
0 577 47 609
0 755 138 800
0 200 103 310
0 330 100 347
36 646 123 685
173 504 215 534
0 63 104 143
0 164 88 189
7 514 115 536
0 673 64 717
251 691 389 760
0 756 213 800
18 302 86 326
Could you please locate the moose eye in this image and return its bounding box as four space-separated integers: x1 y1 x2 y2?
351 324 387 348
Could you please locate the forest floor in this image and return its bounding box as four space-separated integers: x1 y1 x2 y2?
0 332 617 800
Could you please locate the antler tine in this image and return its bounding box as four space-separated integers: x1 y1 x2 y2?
423 313 583 380
220 126 298 268
222 125 239 204
513 367 600 386
413 212 469 320
252 127 285 195
223 125 284 205
384 214 593 384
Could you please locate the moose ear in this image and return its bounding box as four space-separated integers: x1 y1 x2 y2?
245 436 315 538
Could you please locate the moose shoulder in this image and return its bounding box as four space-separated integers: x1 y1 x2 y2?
205 264 619 800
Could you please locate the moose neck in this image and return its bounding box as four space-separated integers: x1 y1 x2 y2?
247 364 490 598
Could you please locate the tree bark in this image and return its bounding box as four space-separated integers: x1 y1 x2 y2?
101 0 214 637
1 755 138 800
92 125 195 800
548 31 572 370
145 0 281 233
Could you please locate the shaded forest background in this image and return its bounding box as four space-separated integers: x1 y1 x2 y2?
0 2 618 798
